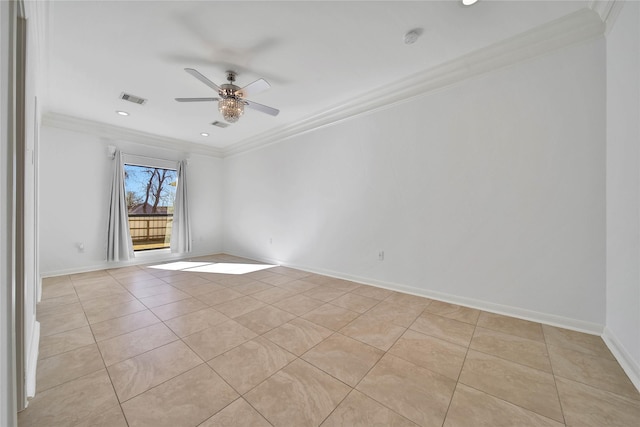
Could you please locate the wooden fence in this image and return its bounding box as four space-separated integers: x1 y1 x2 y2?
128 214 173 250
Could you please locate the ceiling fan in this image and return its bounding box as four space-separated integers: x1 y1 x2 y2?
175 68 279 124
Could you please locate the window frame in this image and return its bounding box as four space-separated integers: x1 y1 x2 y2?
123 155 179 253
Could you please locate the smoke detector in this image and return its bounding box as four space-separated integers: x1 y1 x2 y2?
404 29 423 45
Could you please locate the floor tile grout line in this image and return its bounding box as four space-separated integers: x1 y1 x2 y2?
453 381 568 426
316 387 354 426
382 339 465 384
545 340 622 363
88 310 163 343
441 319 476 427
32 354 104 395
117 362 228 426
542 325 568 426
343 384 422 427
29 368 128 426
81 299 132 427
111 353 207 405
215 350 299 399
463 346 555 377
240 395 277 426
551 369 640 403
101 363 131 426
36 335 96 362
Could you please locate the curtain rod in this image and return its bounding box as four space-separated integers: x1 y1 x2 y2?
107 145 188 164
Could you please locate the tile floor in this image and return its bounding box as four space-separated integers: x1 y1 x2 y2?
19 254 640 426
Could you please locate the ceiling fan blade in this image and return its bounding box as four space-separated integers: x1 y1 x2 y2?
175 97 219 102
184 68 221 93
244 100 279 116
237 78 270 98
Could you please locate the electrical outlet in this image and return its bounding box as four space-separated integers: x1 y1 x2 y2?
378 251 384 261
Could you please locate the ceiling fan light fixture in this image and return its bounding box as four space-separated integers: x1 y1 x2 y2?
178 68 278 124
218 97 244 123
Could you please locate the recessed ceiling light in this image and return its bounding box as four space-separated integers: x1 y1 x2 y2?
200 132 209 137
116 111 129 116
462 0 479 6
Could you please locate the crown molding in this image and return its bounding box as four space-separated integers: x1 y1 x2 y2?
41 112 224 158
40 7 606 160
590 0 624 34
224 8 605 158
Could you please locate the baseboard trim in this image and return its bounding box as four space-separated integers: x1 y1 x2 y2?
300 263 603 334
602 327 640 392
40 249 221 278
234 251 604 335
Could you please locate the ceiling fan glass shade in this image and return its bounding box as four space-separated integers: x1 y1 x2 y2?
218 97 244 123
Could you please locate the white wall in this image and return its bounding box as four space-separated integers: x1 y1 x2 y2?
605 1 640 390
22 2 42 401
39 125 223 275
1 0 43 418
224 38 606 330
0 0 17 425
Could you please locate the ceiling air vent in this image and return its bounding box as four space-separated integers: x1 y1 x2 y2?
211 121 230 128
119 92 147 105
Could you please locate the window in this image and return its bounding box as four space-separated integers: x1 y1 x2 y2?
124 162 177 251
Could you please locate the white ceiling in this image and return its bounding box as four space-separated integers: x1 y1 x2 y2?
44 0 590 151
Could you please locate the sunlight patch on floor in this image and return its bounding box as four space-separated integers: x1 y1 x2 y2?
149 261 276 275
148 261 211 271
184 263 276 274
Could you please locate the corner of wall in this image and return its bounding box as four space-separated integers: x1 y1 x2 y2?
603 327 640 392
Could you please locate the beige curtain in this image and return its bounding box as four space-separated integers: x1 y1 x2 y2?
106 150 134 261
170 160 191 253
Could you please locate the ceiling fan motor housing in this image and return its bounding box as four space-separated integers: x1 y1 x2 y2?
221 71 240 98
220 84 240 98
